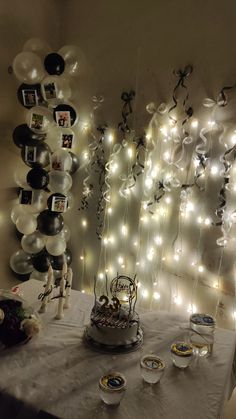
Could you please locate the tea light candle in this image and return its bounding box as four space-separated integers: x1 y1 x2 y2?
190 313 215 335
140 355 165 384
99 372 126 406
171 342 193 369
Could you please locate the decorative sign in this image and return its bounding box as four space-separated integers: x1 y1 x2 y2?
110 275 137 303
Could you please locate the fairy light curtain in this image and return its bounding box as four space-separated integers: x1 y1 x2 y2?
78 66 236 328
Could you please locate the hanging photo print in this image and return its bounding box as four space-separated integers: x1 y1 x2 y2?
30 113 44 131
43 82 57 100
22 89 38 107
19 189 33 205
51 195 68 212
25 145 37 163
61 133 74 149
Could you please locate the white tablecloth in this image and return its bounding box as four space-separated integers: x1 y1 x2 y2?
0 279 235 419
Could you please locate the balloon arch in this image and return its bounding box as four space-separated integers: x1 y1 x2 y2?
10 39 80 282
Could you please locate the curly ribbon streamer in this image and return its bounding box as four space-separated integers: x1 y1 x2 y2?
131 135 147 178
217 83 236 107
118 90 135 133
213 145 236 235
145 181 166 215
168 65 193 125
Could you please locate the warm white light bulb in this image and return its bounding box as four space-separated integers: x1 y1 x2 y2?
142 289 148 298
154 235 163 246
121 224 128 236
118 256 124 265
186 202 194 212
174 295 182 305
191 119 198 128
82 219 87 228
153 292 160 300
198 265 204 273
107 207 112 214
197 216 203 224
174 254 179 261
108 133 114 144
211 165 218 175
99 273 104 279
145 177 153 190
127 147 133 158
165 196 171 204
187 304 197 314
205 217 211 226
208 120 215 127
111 162 119 174
80 255 84 260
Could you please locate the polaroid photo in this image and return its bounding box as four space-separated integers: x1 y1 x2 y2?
51 195 68 213
25 145 37 163
51 155 63 171
22 89 38 107
61 133 74 149
43 82 57 100
19 190 33 205
55 111 71 128
30 113 44 131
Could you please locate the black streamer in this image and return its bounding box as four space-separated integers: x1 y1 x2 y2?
118 90 135 133
168 65 193 126
217 83 236 107
146 181 166 215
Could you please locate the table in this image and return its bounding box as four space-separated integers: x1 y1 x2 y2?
0 279 235 419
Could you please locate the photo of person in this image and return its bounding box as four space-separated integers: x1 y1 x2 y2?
55 111 71 128
30 113 44 131
51 155 63 171
61 134 74 149
51 196 68 212
19 190 33 205
25 145 37 163
22 89 38 107
43 82 57 100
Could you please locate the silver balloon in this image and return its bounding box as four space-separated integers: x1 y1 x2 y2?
46 236 66 256
13 51 45 84
46 126 75 151
10 250 33 274
48 170 72 193
23 38 51 58
21 231 46 254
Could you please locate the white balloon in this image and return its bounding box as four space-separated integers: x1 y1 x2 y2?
41 75 71 105
48 170 72 193
46 236 66 256
21 231 46 254
11 204 28 224
13 51 45 84
58 45 86 77
10 250 33 274
16 213 37 235
23 38 51 58
26 106 53 134
51 149 72 171
14 166 30 188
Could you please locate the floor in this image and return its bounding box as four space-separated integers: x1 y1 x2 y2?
223 389 236 419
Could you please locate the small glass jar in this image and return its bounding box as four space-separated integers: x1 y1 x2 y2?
171 342 193 369
190 313 215 357
99 372 126 406
140 355 165 384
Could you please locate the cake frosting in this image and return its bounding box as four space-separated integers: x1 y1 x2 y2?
85 274 143 350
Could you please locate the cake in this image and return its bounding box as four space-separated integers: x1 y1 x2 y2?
85 274 143 352
0 291 41 348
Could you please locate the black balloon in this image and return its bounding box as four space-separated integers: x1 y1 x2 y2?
44 53 65 75
37 210 64 236
17 83 43 109
51 248 72 270
13 124 46 148
10 268 31 281
53 104 77 127
21 142 51 168
32 249 52 272
69 152 80 175
27 167 49 189
47 193 68 211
